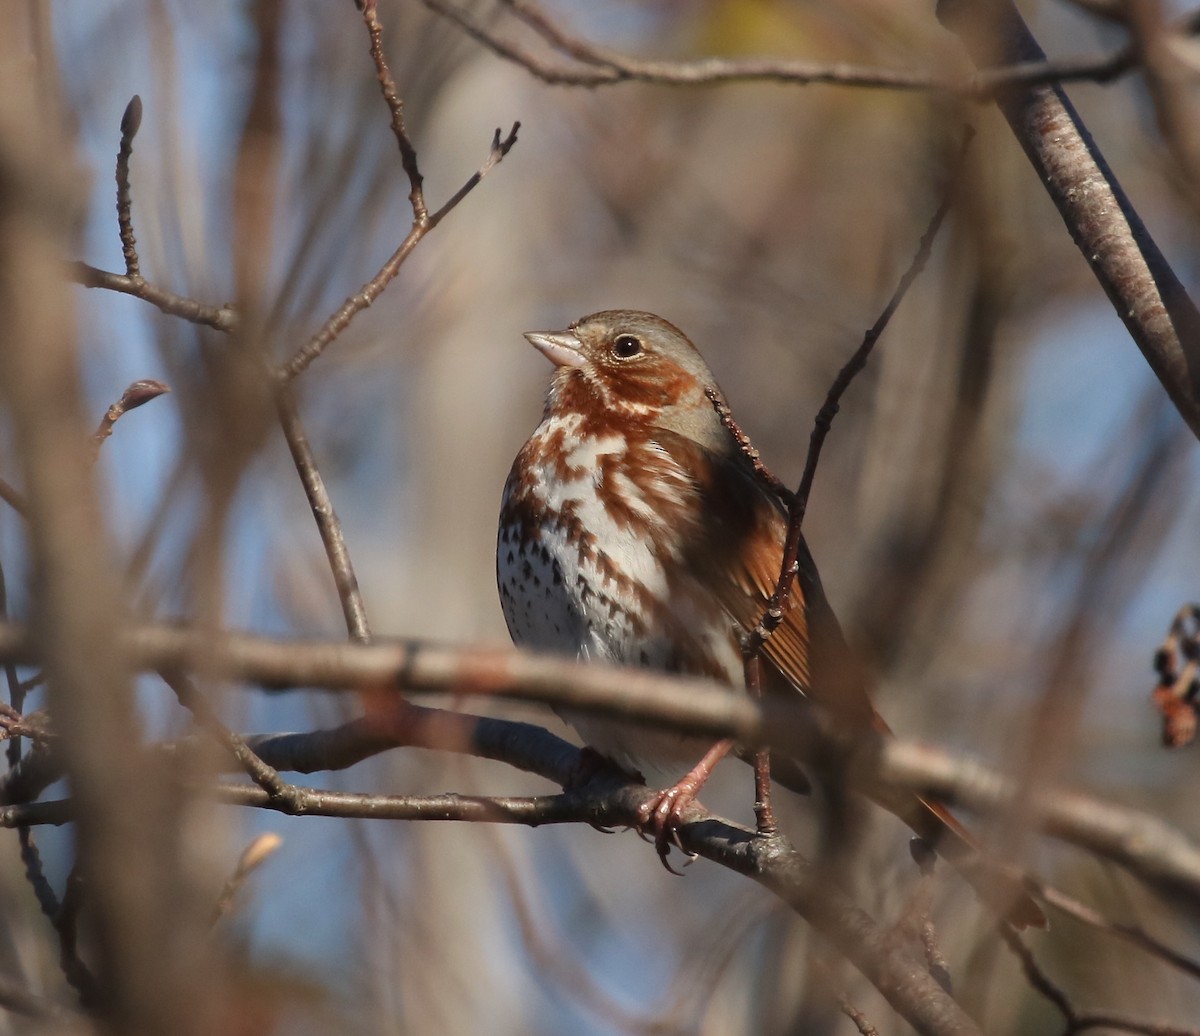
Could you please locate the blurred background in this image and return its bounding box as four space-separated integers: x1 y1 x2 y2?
3 0 1200 1032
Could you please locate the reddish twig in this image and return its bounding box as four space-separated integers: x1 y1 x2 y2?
90 379 170 456
116 96 141 278
705 388 793 504
745 129 972 659
709 394 789 834
745 653 776 836
838 994 880 1036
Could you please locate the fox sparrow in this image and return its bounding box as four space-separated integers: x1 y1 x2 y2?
498 309 1044 928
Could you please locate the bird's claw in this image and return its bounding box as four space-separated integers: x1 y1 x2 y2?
636 782 701 874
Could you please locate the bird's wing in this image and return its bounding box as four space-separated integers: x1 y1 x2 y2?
654 427 876 727
725 504 881 730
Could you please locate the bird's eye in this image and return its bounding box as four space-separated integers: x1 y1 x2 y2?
612 334 643 359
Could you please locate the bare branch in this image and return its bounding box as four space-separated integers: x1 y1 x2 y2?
2 621 1198 910
210 833 281 926
881 740 1200 908
70 96 239 333
999 925 1200 1036
116 95 142 278
274 385 372 642
69 260 238 332
422 0 1138 94
940 0 1200 439
1036 882 1200 983
91 379 170 455
360 0 426 221
744 130 971 658
0 782 982 1035
163 670 306 809
277 2 519 380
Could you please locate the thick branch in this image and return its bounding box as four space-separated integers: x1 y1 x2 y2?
0 620 760 741
881 740 1200 909
1 774 981 1036
1 622 1198 908
939 0 1200 438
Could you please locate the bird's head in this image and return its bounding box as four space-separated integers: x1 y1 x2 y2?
525 310 730 452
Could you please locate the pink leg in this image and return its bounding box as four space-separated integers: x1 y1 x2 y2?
638 738 733 872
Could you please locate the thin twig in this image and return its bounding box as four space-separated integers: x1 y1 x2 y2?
276 1 518 380
0 566 88 1002
116 96 142 278
69 261 238 332
705 387 793 504
999 925 1199 1036
277 120 519 380
361 0 426 221
1035 881 1200 983
55 867 99 1007
274 384 371 642
162 670 306 809
422 0 1138 94
745 129 973 659
713 406 790 832
70 96 239 333
90 379 170 456
838 994 880 1036
739 648 776 835
210 833 282 926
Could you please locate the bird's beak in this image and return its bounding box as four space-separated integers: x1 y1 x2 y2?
524 330 587 368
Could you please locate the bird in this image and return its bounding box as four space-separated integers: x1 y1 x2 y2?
497 309 1044 929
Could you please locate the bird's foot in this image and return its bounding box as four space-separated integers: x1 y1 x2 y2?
636 777 704 875
635 739 734 874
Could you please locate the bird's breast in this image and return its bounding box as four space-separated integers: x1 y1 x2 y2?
498 418 742 685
